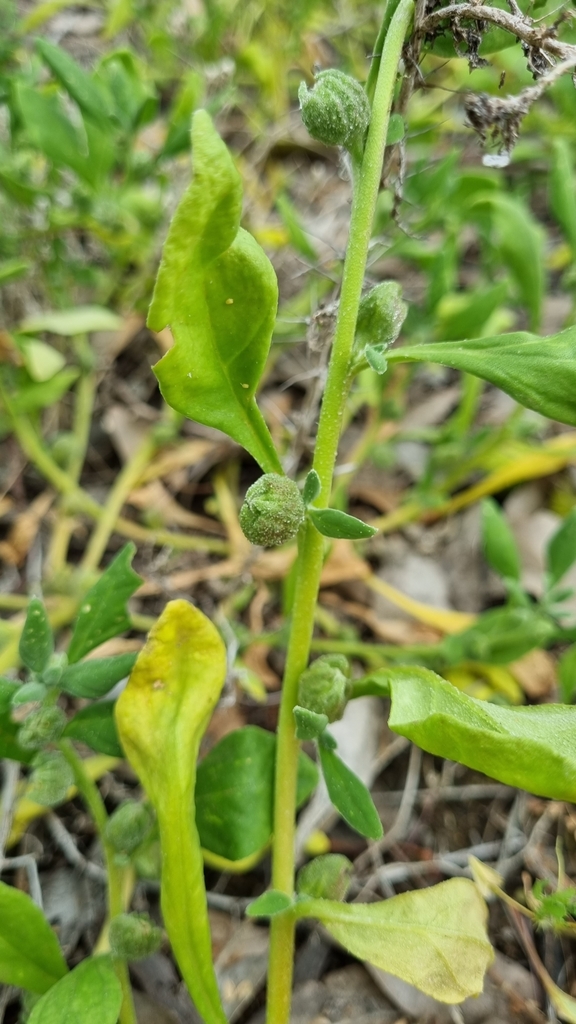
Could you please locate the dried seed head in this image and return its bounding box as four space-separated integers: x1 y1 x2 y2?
239 474 305 547
297 654 351 723
298 70 370 152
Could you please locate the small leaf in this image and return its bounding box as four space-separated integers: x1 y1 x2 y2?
35 38 111 124
293 705 329 741
21 307 121 336
64 702 123 756
318 744 382 840
67 544 142 663
149 111 281 474
11 369 80 414
308 508 377 540
441 606 555 665
389 328 576 427
60 653 138 698
20 339 66 382
547 508 576 587
115 600 228 1024
246 890 293 918
15 83 94 184
365 346 388 374
0 880 68 992
28 955 121 1024
302 469 321 505
481 498 521 581
19 599 54 674
386 113 405 145
559 645 576 704
296 878 492 1003
376 665 576 801
195 725 318 862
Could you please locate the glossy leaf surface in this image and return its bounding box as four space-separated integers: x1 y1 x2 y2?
366 666 576 801
28 956 121 1024
308 508 377 540
60 653 138 698
148 111 281 473
0 881 68 993
64 702 123 756
296 878 492 1003
67 544 142 663
115 600 227 1024
389 327 576 426
318 743 382 840
196 725 318 862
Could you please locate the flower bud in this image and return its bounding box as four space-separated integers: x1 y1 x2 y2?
356 282 407 349
19 706 67 751
104 801 154 854
297 854 353 901
109 913 162 961
297 654 351 723
298 70 370 152
27 750 74 806
239 474 305 547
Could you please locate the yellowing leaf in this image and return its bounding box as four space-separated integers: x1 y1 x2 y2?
296 879 492 1003
115 600 227 1024
366 575 475 634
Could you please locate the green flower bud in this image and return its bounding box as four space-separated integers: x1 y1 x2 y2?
356 282 407 349
41 652 68 688
27 750 74 806
109 913 162 961
297 854 353 901
19 706 67 751
104 801 154 855
297 654 351 723
239 474 305 547
298 70 370 152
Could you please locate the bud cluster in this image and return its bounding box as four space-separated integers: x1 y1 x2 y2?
297 654 351 723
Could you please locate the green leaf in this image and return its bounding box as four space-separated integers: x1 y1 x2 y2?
547 508 576 587
481 498 521 581
67 544 142 663
559 645 576 703
386 113 405 145
115 600 228 1024
441 606 555 666
21 306 121 336
365 345 388 374
35 38 111 124
389 327 576 427
293 705 329 741
302 469 321 505
246 890 293 918
63 702 123 756
195 725 318 862
308 508 377 540
436 281 509 342
148 110 281 474
296 854 353 901
0 683 34 763
60 654 137 698
551 139 576 254
0 259 31 284
373 665 576 801
295 878 492 1003
318 744 382 840
20 340 66 383
28 955 121 1023
11 369 80 414
19 599 54 674
15 83 94 185
474 194 544 331
0 880 68 993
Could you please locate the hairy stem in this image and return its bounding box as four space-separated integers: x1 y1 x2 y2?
266 3 414 1021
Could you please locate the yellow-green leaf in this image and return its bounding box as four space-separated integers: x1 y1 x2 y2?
115 600 227 1024
296 879 492 1003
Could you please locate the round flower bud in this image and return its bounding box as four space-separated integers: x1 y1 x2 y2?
104 801 154 855
109 913 162 961
297 654 351 723
297 854 353 901
355 281 408 349
298 70 370 152
19 706 67 751
27 750 74 807
239 474 305 547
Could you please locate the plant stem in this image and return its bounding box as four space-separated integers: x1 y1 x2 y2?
266 4 414 1021
58 741 137 1024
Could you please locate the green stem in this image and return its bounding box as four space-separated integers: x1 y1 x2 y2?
266 4 414 1021
58 741 137 1024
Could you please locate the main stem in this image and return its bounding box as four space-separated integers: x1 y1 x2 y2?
266 3 414 1021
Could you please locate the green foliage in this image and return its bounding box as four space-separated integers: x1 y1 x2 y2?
104 800 154 855
547 508 576 587
363 666 576 800
308 508 377 540
109 913 162 961
441 607 556 665
318 738 382 840
296 854 353 901
481 499 521 582
296 879 492 1003
19 706 66 751
297 654 350 723
531 880 576 931
27 956 122 1024
246 890 293 918
19 599 53 674
60 654 138 699
67 544 142 663
148 111 281 474
0 881 68 993
63 702 123 757
293 705 329 740
27 750 74 806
